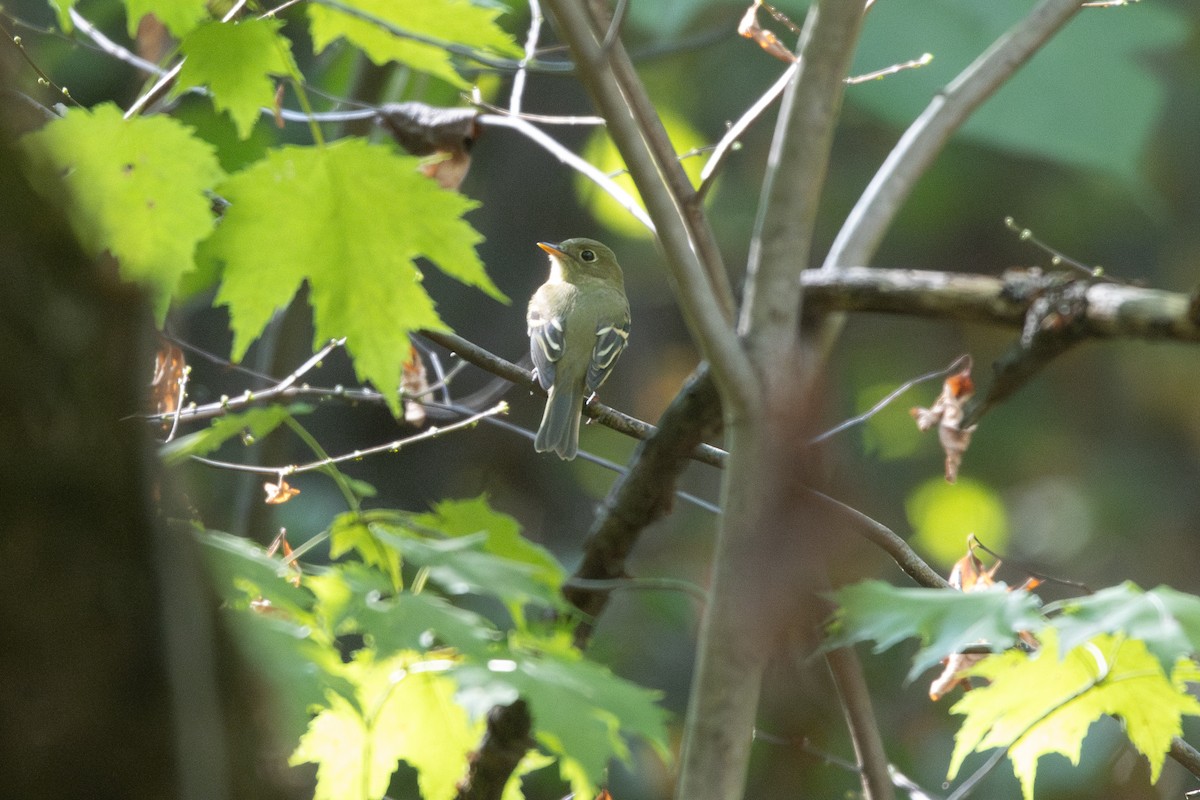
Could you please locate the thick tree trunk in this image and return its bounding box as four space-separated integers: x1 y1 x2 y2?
0 85 287 800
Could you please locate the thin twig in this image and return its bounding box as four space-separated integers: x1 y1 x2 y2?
699 62 799 196
845 52 933 85
191 402 508 475
823 0 1083 272
809 354 969 445
420 328 728 466
68 8 165 75
124 60 183 118
261 0 308 17
478 113 655 231
313 0 572 73
0 17 83 107
275 337 345 392
807 488 951 590
942 747 1007 800
826 645 897 800
510 0 543 115
470 97 605 125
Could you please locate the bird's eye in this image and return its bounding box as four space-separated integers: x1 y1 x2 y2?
580 249 597 262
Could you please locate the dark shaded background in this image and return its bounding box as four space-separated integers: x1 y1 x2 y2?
4 0 1200 797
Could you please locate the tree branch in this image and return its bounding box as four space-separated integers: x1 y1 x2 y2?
540 0 757 413
823 0 1083 270
800 267 1200 342
742 0 864 362
825 646 896 800
563 366 723 645
586 1 738 320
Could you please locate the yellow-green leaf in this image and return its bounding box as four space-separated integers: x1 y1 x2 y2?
200 140 503 414
20 104 224 323
948 629 1200 800
174 19 299 139
291 651 479 800
308 0 520 88
329 513 402 590
124 0 209 38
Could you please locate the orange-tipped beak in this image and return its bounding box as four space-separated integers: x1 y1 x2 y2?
537 241 565 257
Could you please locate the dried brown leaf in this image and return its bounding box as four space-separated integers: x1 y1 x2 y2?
401 346 429 426
910 359 977 482
264 479 300 505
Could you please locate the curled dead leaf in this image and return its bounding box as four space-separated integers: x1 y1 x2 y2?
150 337 187 430
910 356 977 482
264 478 300 505
401 346 429 426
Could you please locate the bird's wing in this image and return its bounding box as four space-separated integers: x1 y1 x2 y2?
527 303 565 391
586 316 630 394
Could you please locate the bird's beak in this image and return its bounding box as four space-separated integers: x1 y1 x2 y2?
537 241 566 258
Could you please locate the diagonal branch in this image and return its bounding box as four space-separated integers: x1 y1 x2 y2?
742 0 864 359
823 0 1083 271
540 0 757 413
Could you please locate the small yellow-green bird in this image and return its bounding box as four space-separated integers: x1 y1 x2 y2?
527 238 630 460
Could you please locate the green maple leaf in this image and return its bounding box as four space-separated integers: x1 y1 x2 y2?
291 650 479 800
46 1 76 32
308 0 521 87
453 645 670 792
201 140 504 414
825 579 1045 679
174 19 300 139
948 629 1200 800
329 513 403 590
160 404 311 465
413 496 565 595
124 0 209 38
374 528 562 612
1048 581 1200 672
20 104 224 323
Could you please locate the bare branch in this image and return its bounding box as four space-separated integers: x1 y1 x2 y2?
699 62 799 196
823 0 1083 271
826 646 896 800
800 267 1200 342
419 330 728 466
541 0 757 413
478 113 654 230
191 402 508 476
564 366 724 645
742 0 864 357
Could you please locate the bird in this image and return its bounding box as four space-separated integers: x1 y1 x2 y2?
526 238 631 460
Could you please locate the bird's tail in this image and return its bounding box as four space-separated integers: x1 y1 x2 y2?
535 384 583 460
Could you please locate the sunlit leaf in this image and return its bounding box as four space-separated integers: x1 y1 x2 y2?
124 0 209 38
329 513 403 590
174 18 299 139
412 496 565 594
948 630 1200 800
1048 582 1200 672
454 645 670 790
201 140 503 415
825 579 1045 680
20 104 224 322
375 528 563 611
291 651 479 800
160 404 310 465
308 0 521 88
